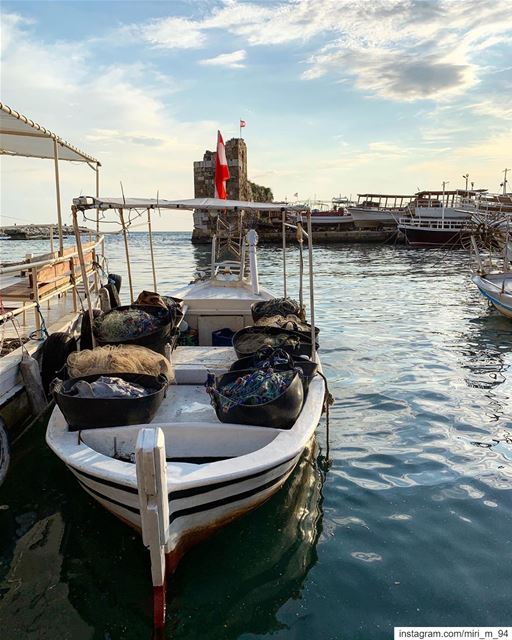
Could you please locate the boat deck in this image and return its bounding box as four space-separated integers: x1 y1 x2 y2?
172 345 235 384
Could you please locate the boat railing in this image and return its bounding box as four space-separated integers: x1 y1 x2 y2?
398 217 469 230
0 236 105 331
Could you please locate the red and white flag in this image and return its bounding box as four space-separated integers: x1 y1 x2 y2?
215 130 230 199
240 119 246 128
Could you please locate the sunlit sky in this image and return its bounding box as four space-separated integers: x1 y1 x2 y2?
1 0 511 231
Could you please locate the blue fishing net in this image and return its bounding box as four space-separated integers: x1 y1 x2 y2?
207 369 295 414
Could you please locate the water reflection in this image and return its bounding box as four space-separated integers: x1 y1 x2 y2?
168 444 325 639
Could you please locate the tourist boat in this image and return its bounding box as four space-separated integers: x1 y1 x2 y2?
347 193 414 229
399 191 512 248
0 102 104 485
46 196 327 627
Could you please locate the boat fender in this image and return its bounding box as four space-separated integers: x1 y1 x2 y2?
98 287 112 313
104 282 121 309
0 417 9 487
80 309 102 351
107 273 122 294
41 332 78 395
20 352 48 412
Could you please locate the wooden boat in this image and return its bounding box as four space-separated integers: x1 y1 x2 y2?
0 102 104 485
46 196 327 628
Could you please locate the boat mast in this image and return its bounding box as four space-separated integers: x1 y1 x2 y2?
503 168 510 196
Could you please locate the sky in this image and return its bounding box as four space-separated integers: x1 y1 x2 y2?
1 0 511 231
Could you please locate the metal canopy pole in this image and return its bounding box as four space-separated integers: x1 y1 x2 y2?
306 211 316 361
95 163 100 238
72 206 96 348
282 210 287 297
119 208 134 303
147 209 158 292
53 139 64 255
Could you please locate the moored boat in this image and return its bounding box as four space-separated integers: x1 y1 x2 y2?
45 195 328 629
348 193 414 229
0 102 106 485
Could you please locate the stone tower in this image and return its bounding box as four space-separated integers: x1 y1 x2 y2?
193 138 252 200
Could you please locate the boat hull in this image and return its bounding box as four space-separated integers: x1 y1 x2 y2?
348 207 399 229
472 273 512 319
400 226 469 248
65 448 303 573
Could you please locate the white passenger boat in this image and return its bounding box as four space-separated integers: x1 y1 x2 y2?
46 196 327 627
347 193 414 228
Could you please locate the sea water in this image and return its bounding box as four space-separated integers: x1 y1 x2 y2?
1 232 511 639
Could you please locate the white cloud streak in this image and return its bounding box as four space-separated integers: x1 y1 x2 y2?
199 49 246 68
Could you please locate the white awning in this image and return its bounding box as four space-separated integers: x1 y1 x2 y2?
0 102 99 164
73 196 307 212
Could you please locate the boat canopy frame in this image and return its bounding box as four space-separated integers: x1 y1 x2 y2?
0 102 101 254
72 196 318 360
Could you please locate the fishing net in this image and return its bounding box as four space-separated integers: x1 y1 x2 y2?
94 308 165 341
207 369 295 413
67 345 174 382
251 298 304 321
235 331 301 355
254 314 310 332
135 291 168 308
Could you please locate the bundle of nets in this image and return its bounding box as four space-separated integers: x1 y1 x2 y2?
94 308 164 341
67 345 174 382
235 331 301 356
251 298 303 321
254 314 310 332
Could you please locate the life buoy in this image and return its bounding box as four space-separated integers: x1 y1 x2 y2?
0 417 9 487
41 332 78 395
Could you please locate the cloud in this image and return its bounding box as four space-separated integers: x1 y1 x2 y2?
0 13 226 229
126 0 512 102
135 17 206 49
199 49 246 68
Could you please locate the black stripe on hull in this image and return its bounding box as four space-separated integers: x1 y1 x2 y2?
169 461 298 524
70 452 298 501
76 477 140 515
70 457 299 524
168 453 298 501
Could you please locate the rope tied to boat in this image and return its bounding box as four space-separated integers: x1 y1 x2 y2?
318 370 334 468
29 303 49 341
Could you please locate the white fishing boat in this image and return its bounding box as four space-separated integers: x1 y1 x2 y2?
470 217 512 318
46 196 328 628
0 102 105 485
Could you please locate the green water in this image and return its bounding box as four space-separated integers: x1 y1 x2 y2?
1 233 512 638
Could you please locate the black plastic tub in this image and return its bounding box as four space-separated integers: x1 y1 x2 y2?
53 372 168 431
210 369 303 429
229 354 318 391
232 326 317 359
94 305 173 355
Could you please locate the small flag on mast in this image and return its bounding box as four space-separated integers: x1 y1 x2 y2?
240 119 246 128
215 130 230 200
